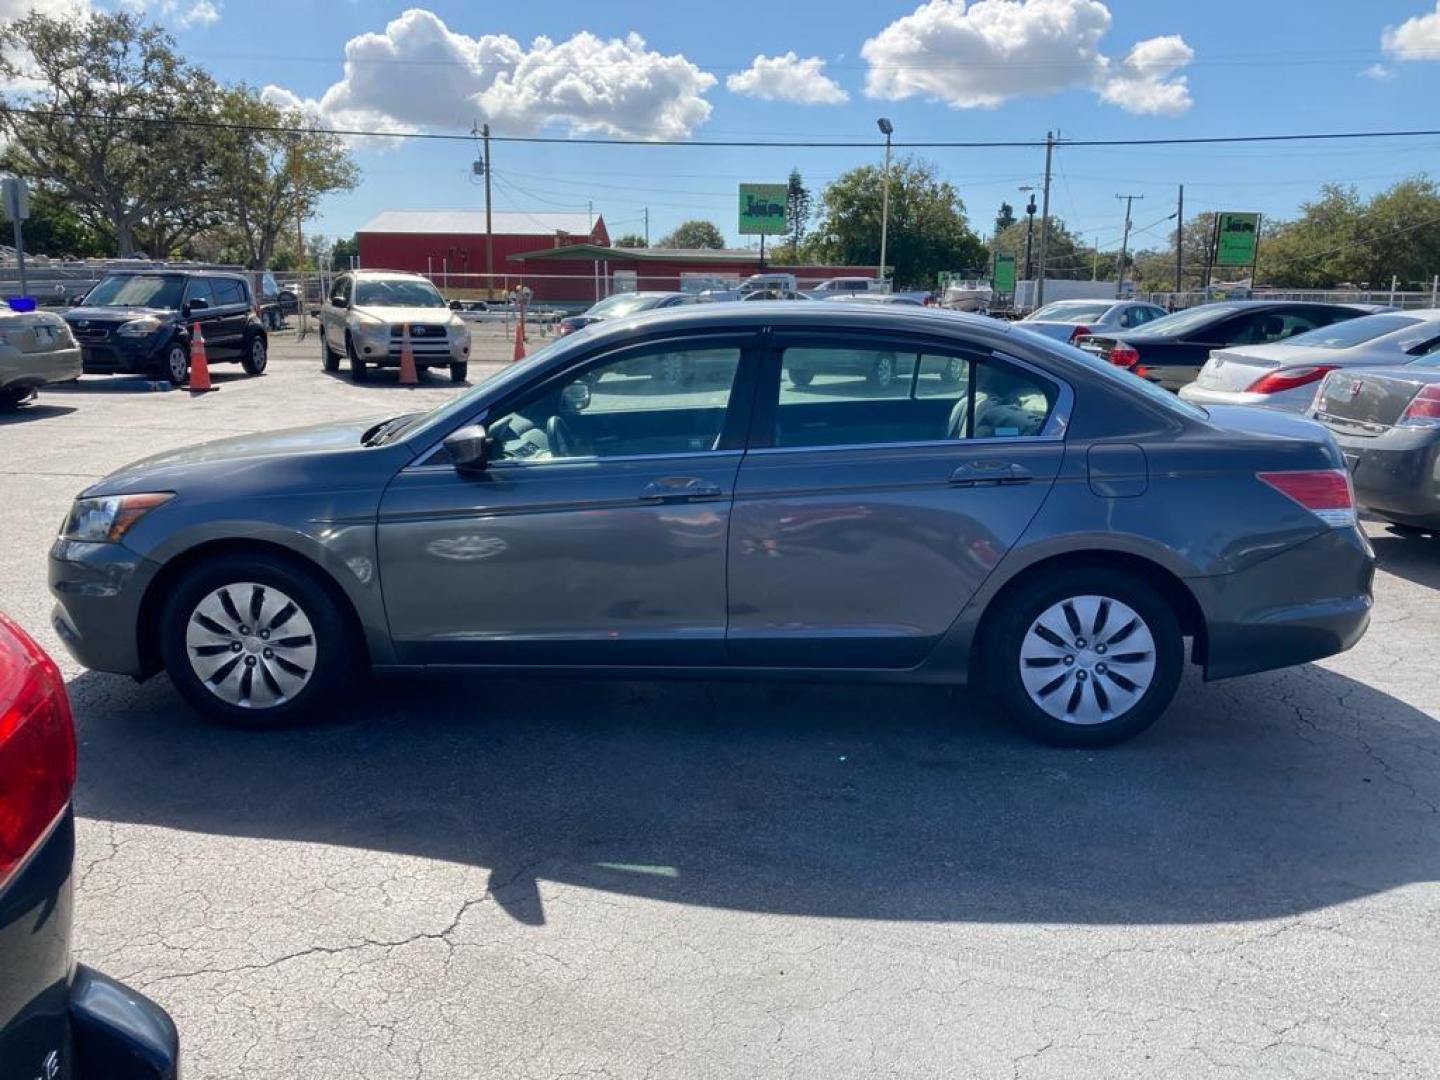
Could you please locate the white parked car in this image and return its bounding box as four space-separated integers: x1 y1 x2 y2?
318 270 473 383
807 276 883 299
1180 310 1440 413
1019 299 1169 344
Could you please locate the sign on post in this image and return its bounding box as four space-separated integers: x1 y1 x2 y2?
1215 211 1260 267
2 177 29 298
738 183 789 236
993 254 1017 294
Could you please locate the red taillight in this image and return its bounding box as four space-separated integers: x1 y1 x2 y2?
1105 344 1140 369
1068 325 1091 343
1246 365 1338 395
1257 469 1356 528
1399 384 1440 426
0 613 76 888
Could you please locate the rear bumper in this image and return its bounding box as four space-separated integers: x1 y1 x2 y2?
1178 383 1312 414
1330 427 1440 527
1189 526 1375 680
69 967 179 1080
48 539 159 676
0 346 82 390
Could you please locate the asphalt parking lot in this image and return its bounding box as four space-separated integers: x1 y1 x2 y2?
3 329 1439 1079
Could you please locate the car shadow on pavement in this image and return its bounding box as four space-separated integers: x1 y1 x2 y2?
69 662 1440 928
0 402 77 423
319 368 472 389
1370 533 1440 590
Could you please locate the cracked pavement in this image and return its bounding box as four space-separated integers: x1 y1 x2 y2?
2 333 1438 1078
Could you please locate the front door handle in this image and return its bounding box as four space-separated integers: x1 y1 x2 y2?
641 476 724 501
949 462 1033 487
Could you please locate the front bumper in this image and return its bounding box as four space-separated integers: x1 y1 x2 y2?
48 539 160 676
1188 525 1375 680
69 967 179 1080
78 335 168 376
0 345 82 391
1329 426 1440 528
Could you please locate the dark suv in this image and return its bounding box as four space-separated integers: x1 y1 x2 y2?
64 271 268 386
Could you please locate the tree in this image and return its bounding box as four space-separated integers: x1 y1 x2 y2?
16 188 110 257
613 233 647 248
0 10 220 256
995 202 1016 234
657 219 725 249
785 168 812 259
332 234 359 268
207 85 357 270
808 157 986 287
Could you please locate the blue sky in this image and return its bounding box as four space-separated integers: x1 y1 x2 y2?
142 0 1440 255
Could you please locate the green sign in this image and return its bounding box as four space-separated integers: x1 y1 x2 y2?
993 254 1016 293
1216 211 1260 266
738 183 789 236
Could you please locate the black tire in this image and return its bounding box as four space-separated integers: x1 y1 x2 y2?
240 334 268 375
346 333 368 382
158 551 359 729
0 386 36 409
321 328 340 372
868 353 897 389
982 567 1184 747
159 340 189 386
449 361 468 383
789 369 814 388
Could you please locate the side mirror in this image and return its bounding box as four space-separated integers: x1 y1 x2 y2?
186 298 208 312
560 381 591 413
444 423 489 471
329 295 347 308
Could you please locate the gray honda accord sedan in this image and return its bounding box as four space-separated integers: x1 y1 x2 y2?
49 304 1375 746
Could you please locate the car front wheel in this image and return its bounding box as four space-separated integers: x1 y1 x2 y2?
449 361 468 382
161 341 189 386
346 333 368 382
159 552 358 728
321 327 340 372
983 567 1183 746
241 334 267 375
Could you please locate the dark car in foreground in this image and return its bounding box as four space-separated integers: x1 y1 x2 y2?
0 612 179 1080
48 304 1373 746
556 291 693 336
1077 300 1379 392
64 271 268 386
1314 356 1440 533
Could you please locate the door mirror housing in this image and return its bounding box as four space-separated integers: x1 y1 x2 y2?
444 424 489 471
329 295 347 308
560 381 591 414
185 298 208 313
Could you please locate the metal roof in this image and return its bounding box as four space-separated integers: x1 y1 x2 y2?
357 209 600 236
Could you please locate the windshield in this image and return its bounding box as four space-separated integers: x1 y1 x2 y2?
354 278 447 308
586 293 662 318
1132 303 1242 337
83 274 185 309
1028 301 1112 322
1049 337 1211 421
1283 313 1424 348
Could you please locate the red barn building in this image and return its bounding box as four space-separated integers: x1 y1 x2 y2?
355 209 609 298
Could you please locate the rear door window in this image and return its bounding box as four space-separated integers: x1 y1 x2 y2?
211 278 245 306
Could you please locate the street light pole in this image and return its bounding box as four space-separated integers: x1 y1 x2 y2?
877 117 893 289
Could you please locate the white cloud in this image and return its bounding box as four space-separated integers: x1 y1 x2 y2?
1361 62 1396 80
861 0 1193 115
120 0 224 28
1097 34 1193 115
726 52 848 104
268 8 716 141
1383 3 1440 59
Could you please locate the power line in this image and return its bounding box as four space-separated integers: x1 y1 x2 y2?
12 106 1440 150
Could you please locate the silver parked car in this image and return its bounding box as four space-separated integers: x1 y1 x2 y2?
318 270 473 383
1180 310 1440 413
0 308 80 407
1018 300 1169 344
48 304 1373 746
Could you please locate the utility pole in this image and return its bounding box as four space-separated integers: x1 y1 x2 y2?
290 145 306 336
1115 192 1143 299
1036 131 1055 308
1174 184 1184 295
643 207 650 247
877 117 894 286
476 122 493 300
1019 186 1036 284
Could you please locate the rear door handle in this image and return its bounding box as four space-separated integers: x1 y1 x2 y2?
949 462 1033 487
641 476 724 501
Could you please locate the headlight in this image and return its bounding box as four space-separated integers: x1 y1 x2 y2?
351 314 387 337
61 493 173 542
116 316 163 337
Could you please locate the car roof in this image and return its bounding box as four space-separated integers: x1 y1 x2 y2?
350 269 429 279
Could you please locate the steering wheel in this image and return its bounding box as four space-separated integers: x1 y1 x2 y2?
545 414 577 458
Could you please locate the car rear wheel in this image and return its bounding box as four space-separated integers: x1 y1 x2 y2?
159 552 357 728
241 335 267 375
868 354 896 389
449 361 468 383
983 567 1183 746
0 386 35 408
162 341 189 386
346 333 368 382
789 370 814 387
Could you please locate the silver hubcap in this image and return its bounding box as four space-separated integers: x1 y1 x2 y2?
1019 595 1156 726
252 340 265 366
169 348 187 381
185 582 317 709
875 357 893 385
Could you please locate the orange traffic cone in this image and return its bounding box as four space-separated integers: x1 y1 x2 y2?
398 323 418 385
188 321 217 392
512 297 527 362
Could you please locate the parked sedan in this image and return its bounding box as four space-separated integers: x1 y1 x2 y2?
556 291 693 336
1077 301 1378 391
0 611 179 1080
48 303 1373 747
1180 310 1440 413
1018 299 1168 344
1314 356 1440 533
0 308 81 408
